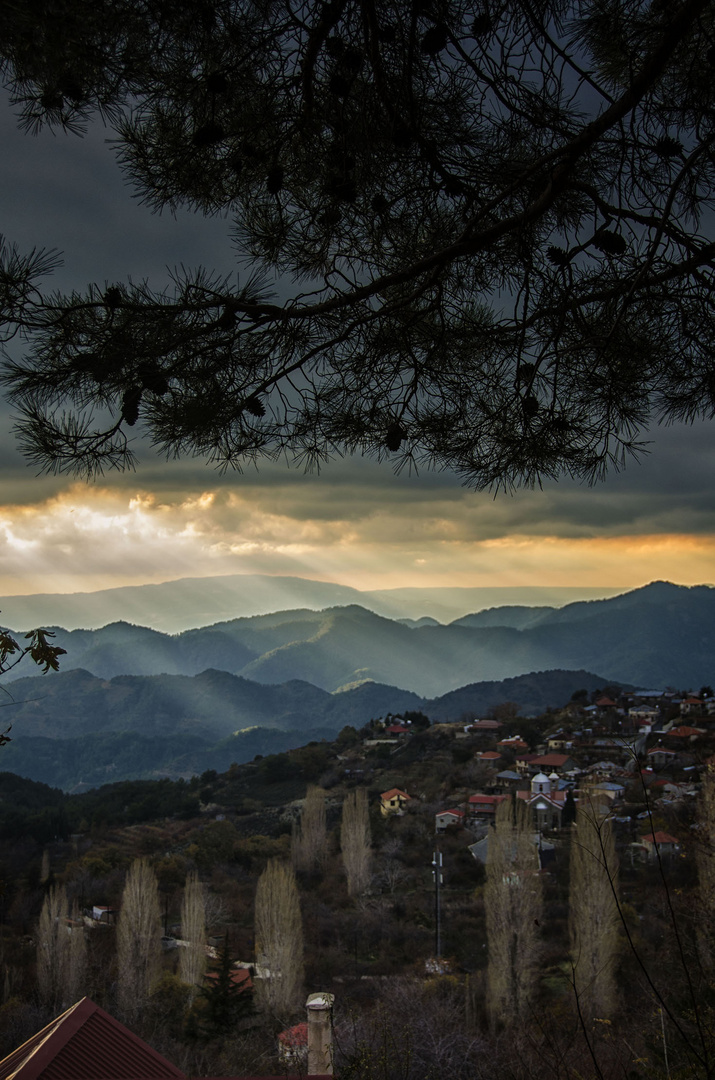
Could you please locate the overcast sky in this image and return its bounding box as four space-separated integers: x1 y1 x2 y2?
1 96 714 600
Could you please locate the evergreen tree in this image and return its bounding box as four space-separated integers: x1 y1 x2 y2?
0 0 713 488
197 938 253 1036
562 788 577 827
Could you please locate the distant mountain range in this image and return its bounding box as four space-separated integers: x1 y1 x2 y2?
0 573 620 633
0 667 611 791
1 579 712 790
3 580 713 697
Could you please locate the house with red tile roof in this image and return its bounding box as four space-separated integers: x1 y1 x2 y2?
518 753 578 775
498 736 529 751
468 793 507 817
278 1022 308 1067
639 831 681 858
666 725 705 741
435 808 465 831
467 719 502 733
379 788 411 816
646 746 677 767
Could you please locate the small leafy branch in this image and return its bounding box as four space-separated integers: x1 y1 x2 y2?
0 624 66 744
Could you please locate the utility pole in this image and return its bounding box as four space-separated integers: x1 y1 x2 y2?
432 848 443 958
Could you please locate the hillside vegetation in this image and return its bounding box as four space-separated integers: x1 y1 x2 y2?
0 669 607 789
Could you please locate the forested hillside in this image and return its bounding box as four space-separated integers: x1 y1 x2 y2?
1 669 610 789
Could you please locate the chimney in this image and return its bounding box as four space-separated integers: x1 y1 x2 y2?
306 992 334 1075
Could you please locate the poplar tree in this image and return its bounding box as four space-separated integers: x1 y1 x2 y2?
36 885 69 1010
66 902 88 1007
254 860 304 1019
696 767 715 971
1 0 714 489
485 797 542 1026
37 889 87 1010
292 785 327 873
116 858 162 1020
179 870 207 999
340 788 372 897
568 808 620 1019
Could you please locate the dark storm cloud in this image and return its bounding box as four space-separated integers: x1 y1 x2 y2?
1 90 715 595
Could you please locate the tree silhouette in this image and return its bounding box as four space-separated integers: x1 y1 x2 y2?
197 937 253 1036
1 0 713 488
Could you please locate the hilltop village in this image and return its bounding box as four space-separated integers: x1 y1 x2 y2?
0 682 714 1079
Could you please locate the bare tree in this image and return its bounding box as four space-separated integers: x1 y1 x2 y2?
116 858 162 1021
65 902 87 1007
254 860 304 1020
179 871 206 999
568 807 620 1020
485 798 542 1027
36 885 68 1010
696 767 715 971
341 789 372 897
291 786 327 873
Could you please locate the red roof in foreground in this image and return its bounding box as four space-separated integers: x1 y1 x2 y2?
0 998 186 1080
0 999 333 1080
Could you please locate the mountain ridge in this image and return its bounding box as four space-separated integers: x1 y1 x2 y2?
3 581 713 696
0 666 615 790
0 574 623 633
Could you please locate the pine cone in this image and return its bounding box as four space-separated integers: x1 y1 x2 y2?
104 287 122 309
244 394 266 417
325 35 345 58
546 245 569 267
121 387 142 426
329 72 351 97
592 231 627 256
192 123 226 148
471 13 493 35
421 23 448 56
205 71 228 94
654 137 683 159
385 422 405 451
138 365 169 396
377 24 397 43
267 165 284 194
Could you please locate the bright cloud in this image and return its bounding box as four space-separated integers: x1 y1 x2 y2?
0 479 714 597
